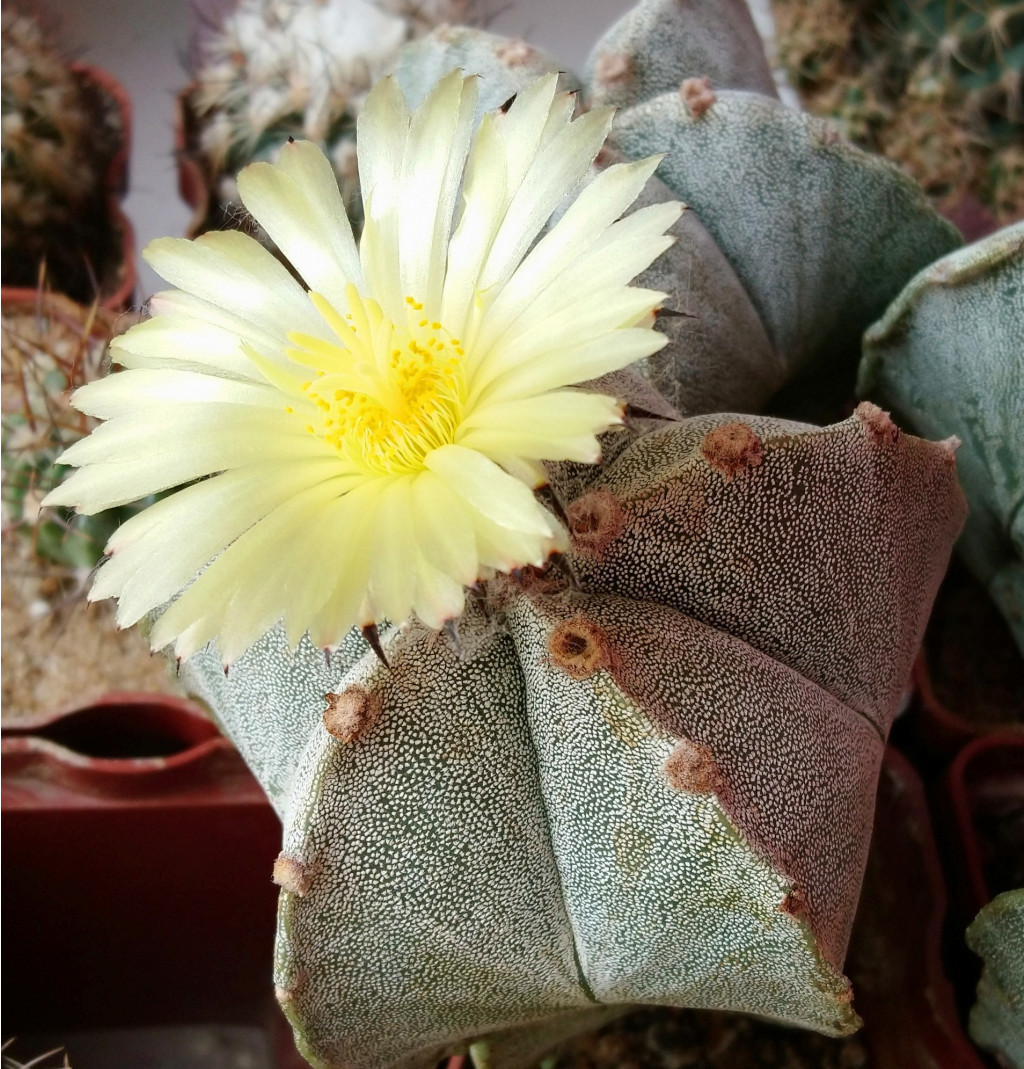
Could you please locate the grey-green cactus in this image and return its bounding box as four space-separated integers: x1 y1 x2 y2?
183 398 965 1069
604 87 961 418
859 221 1024 654
161 6 981 1069
585 0 779 108
966 888 1024 1068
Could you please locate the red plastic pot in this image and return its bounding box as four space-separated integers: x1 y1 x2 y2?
939 734 1024 929
2 693 283 1036
844 746 988 1069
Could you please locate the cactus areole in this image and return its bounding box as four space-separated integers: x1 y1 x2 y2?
45 65 967 1069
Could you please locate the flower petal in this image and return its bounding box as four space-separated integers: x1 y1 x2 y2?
71 369 280 419
458 391 622 462
45 407 328 512
473 106 615 302
94 458 348 627
398 70 478 313
237 139 363 308
111 314 262 382
425 444 556 536
357 74 411 315
145 231 328 344
475 155 668 354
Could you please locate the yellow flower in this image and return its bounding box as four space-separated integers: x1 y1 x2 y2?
44 70 681 663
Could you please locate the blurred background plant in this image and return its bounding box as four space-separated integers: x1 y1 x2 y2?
1 8 128 303
181 0 473 238
772 0 1024 224
1 289 141 583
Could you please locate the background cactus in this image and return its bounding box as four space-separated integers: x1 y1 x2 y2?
966 888 1024 1067
771 0 1024 223
1 9 129 304
859 221 1024 655
1 292 133 573
181 0 471 237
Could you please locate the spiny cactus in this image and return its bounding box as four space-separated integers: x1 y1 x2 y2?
1 293 132 574
771 0 1024 221
183 0 472 235
1 9 127 304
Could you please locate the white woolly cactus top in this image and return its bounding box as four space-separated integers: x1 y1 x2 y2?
193 0 471 178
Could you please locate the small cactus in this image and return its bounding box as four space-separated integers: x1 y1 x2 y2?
1 292 134 576
1 9 128 304
182 0 471 236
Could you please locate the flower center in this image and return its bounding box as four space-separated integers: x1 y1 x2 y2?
287 285 466 475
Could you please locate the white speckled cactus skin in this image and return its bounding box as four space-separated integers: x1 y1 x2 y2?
859 221 1024 655
184 394 965 1069
177 7 978 1068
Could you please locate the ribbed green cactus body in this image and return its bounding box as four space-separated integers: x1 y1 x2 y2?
620 171 782 417
182 406 965 1069
607 89 962 410
859 221 1024 652
392 26 580 118
966 888 1024 1069
585 0 778 108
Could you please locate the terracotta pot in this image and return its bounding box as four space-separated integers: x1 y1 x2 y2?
1 63 135 311
2 693 284 1036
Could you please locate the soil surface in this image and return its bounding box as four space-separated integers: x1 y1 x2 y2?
553 1006 869 1069
1 536 184 722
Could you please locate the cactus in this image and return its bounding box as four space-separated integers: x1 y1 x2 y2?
585 0 779 108
183 401 964 1069
1 10 127 303
1 292 135 575
183 0 471 236
600 82 960 419
772 0 1024 221
966 888 1024 1068
859 221 1024 654
47 3 981 1067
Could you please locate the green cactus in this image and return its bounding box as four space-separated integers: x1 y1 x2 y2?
859 221 1024 654
772 0 1024 220
966 888 1024 1068
1 10 126 303
183 0 469 235
1 294 135 574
